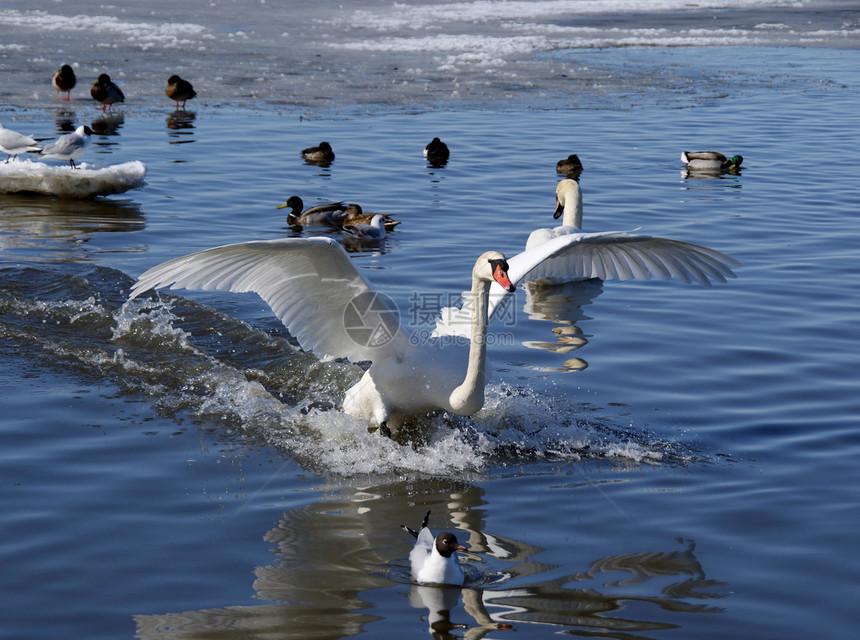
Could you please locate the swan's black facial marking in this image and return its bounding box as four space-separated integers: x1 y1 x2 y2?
489 258 515 292
435 532 467 557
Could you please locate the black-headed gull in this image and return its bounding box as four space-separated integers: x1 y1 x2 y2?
39 125 93 169
0 123 41 162
401 510 468 586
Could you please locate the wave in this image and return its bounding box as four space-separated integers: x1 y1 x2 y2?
1 263 703 477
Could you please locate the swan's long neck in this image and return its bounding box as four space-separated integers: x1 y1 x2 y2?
561 183 583 229
448 274 491 415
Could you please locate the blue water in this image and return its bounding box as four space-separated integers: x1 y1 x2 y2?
1 39 859 640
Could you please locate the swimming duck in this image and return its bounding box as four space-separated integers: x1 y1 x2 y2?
301 141 335 165
423 137 449 165
52 64 76 101
39 125 93 168
342 203 400 231
165 74 196 109
276 195 349 226
681 151 743 173
0 123 41 162
401 510 467 586
91 74 125 111
556 153 583 177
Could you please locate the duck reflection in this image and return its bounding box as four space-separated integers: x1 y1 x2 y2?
519 278 603 372
166 110 196 144
90 112 124 137
0 194 144 257
53 108 78 133
133 481 726 640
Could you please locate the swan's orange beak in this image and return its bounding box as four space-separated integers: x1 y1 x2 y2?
553 198 563 219
493 264 515 292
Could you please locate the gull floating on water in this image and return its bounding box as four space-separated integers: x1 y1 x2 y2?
39 125 93 169
0 123 41 162
342 214 386 240
401 510 468 586
52 64 76 101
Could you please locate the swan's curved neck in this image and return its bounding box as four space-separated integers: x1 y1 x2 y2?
448 274 491 415
561 184 583 229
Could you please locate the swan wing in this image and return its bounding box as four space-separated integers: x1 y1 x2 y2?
129 237 409 362
508 230 740 287
434 230 739 337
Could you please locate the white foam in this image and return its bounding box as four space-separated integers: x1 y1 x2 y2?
0 9 210 50
345 0 808 31
0 159 146 198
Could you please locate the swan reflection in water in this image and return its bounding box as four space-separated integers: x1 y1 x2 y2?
133 482 727 640
517 278 604 372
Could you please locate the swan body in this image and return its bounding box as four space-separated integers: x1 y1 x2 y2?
276 196 350 226
556 154 583 177
402 511 467 586
128 237 515 428
681 151 742 172
52 64 76 101
0 124 41 162
342 214 386 240
39 125 93 168
435 178 739 338
301 141 335 164
91 73 124 111
165 74 196 109
423 137 450 165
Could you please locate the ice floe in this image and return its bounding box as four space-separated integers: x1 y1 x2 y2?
0 159 146 198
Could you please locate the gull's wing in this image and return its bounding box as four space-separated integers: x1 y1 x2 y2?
435 230 739 338
129 236 410 362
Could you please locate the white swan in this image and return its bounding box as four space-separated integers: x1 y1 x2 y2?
435 178 739 338
128 237 515 429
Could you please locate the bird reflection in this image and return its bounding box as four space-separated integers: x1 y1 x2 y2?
53 109 78 133
0 194 144 257
90 112 124 137
519 278 603 372
132 479 726 640
166 110 196 144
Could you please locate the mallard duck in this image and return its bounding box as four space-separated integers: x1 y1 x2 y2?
681 151 743 172
52 64 76 101
555 153 583 177
0 123 41 162
301 141 335 165
342 203 400 231
165 74 196 109
91 74 125 111
39 125 93 168
423 137 449 165
276 195 349 226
